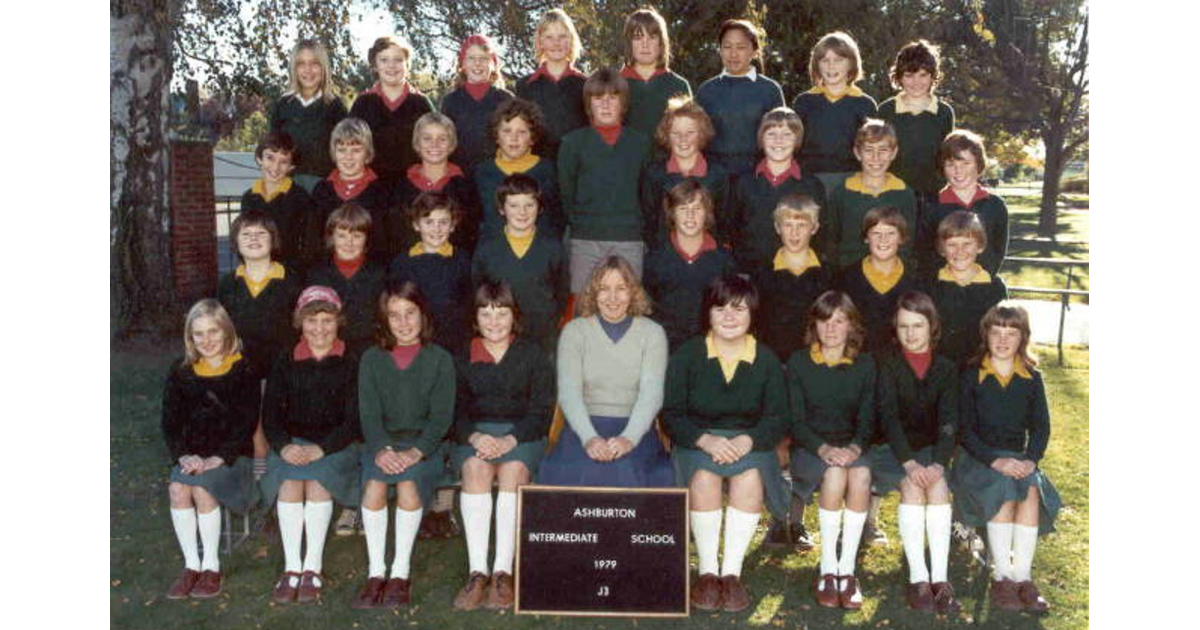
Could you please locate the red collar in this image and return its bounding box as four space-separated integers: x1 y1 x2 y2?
389 343 422 370
528 62 585 83
327 168 378 201
903 349 932 380
755 158 802 187
666 153 708 177
469 336 515 364
293 338 346 361
406 162 465 192
938 184 991 208
670 232 717 263
620 66 667 82
335 254 365 278
464 81 491 101
593 124 622 146
364 82 414 111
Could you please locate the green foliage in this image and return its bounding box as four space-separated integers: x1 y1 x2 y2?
215 110 270 152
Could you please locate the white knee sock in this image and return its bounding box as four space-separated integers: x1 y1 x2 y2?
170 507 200 571
897 503 929 583
391 507 423 579
719 506 760 577
818 508 842 576
689 509 722 576
302 501 333 574
198 507 222 572
1011 524 1039 581
986 521 1015 580
925 504 953 582
460 492 493 575
837 509 867 576
492 492 518 574
362 506 388 578
277 501 305 573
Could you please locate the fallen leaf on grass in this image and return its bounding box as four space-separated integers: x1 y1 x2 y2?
111 579 121 587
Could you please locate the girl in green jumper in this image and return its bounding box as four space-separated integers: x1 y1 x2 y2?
877 40 955 208
352 281 456 610
787 291 875 610
619 7 692 139
950 303 1060 614
665 275 788 613
870 292 960 614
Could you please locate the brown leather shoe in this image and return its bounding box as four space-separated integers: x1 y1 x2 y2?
351 576 386 609
296 571 323 603
906 581 934 611
932 581 961 614
991 578 1022 611
484 571 514 610
814 573 839 608
271 571 301 604
190 570 222 599
720 575 751 612
166 569 200 600
1016 580 1050 614
380 577 412 608
691 573 722 611
453 572 489 610
838 575 863 610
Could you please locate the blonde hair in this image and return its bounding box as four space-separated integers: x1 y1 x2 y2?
773 193 820 226
329 117 375 164
183 299 242 364
534 8 582 65
577 256 653 318
411 112 458 154
286 39 338 102
809 31 863 86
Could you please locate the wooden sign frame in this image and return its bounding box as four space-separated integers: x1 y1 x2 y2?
514 484 690 618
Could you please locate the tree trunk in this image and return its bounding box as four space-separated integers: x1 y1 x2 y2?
1038 123 1065 238
111 0 178 338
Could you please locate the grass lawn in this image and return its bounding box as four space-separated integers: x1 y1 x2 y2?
111 342 1088 629
996 190 1089 302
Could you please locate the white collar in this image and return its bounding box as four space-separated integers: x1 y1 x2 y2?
719 66 758 82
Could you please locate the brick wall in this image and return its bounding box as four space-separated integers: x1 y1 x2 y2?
169 140 217 303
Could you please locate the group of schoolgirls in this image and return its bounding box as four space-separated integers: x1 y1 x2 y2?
160 4 1058 618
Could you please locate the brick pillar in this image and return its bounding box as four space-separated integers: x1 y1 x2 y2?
169 139 217 303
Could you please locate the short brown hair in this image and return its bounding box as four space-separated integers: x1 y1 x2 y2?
861 205 910 243
809 31 863 86
255 131 296 161
368 35 412 69
804 290 865 360
936 210 987 252
854 118 897 150
889 39 942 89
472 280 523 337
654 96 715 152
375 280 433 348
407 191 461 226
938 129 987 172
973 301 1037 369
495 173 542 214
582 67 630 121
182 298 242 364
700 274 759 335
324 203 372 251
623 8 671 68
663 180 715 233
231 209 282 262
489 98 546 154
577 256 652 318
292 297 345 330
893 291 940 351
757 107 804 151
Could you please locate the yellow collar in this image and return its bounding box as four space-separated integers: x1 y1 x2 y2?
706 333 757 383
862 256 904 295
978 355 1031 387
809 342 852 366
495 152 540 175
938 263 992 286
193 352 243 377
252 177 293 203
236 262 286 298
773 247 821 275
844 172 906 196
409 241 454 258
504 228 535 259
809 84 864 102
894 94 940 115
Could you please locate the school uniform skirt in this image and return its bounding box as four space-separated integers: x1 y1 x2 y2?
868 444 940 494
170 457 258 514
949 449 1062 536
259 439 362 507
361 441 449 509
451 421 546 477
672 429 789 520
538 415 674 488
790 445 871 505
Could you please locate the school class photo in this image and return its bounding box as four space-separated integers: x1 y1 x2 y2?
110 1 1089 627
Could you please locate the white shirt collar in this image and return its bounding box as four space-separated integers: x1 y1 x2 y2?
719 66 758 82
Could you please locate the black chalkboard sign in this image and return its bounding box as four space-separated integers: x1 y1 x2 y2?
515 485 690 617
